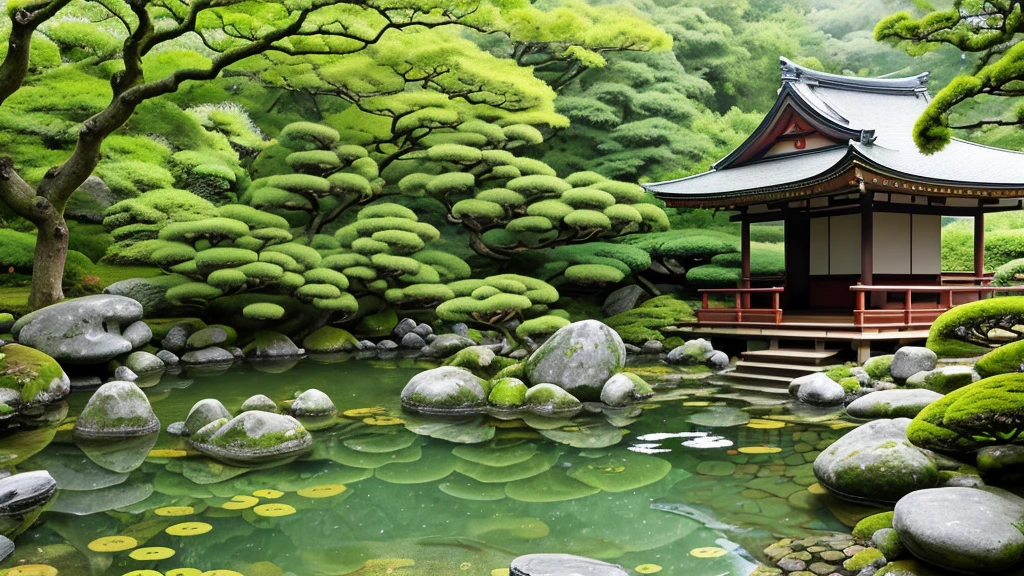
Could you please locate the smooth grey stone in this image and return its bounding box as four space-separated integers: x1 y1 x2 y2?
846 389 943 419
509 349 528 360
412 323 433 338
894 487 1024 573
245 331 301 359
666 338 713 365
794 373 845 406
624 344 642 354
125 351 164 374
186 326 233 350
401 366 486 414
11 294 143 364
0 534 12 564
184 399 231 436
161 325 189 354
113 366 138 382
155 350 179 366
290 388 335 417
240 394 278 413
400 332 426 350
121 320 152 349
0 471 57 515
358 340 376 350
74 380 159 438
421 333 474 358
104 277 172 317
180 346 234 364
601 284 648 317
706 350 730 370
510 553 629 576
890 346 938 381
640 340 664 355
377 340 397 350
394 318 417 338
452 322 469 337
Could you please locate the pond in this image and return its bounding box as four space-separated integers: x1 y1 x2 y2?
1 358 877 576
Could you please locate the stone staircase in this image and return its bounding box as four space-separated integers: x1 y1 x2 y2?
721 348 842 394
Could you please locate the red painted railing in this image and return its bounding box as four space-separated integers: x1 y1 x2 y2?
697 287 784 325
850 284 1024 327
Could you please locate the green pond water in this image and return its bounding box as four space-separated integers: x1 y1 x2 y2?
1 358 877 576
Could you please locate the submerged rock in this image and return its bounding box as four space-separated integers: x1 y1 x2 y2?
894 487 1024 573
846 389 943 419
400 366 487 414
290 388 335 417
890 346 937 381
74 380 159 438
0 470 57 517
0 343 70 409
524 320 626 401
813 418 937 504
510 554 628 576
189 411 312 465
11 295 144 364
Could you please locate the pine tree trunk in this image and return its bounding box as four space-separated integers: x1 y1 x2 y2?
28 210 68 309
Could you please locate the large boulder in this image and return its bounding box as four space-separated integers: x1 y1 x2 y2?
243 331 301 359
893 487 1024 573
400 366 487 414
523 320 626 401
104 278 173 318
813 418 938 504
846 389 944 419
789 373 845 406
599 373 653 407
65 176 116 222
11 295 144 364
890 346 938 382
73 381 159 438
189 411 312 466
0 343 70 409
904 365 980 394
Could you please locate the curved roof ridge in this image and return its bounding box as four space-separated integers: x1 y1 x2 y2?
780 57 929 94
949 136 1024 156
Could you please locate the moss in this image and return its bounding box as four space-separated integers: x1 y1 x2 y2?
839 377 861 394
875 560 947 576
843 548 884 571
907 373 1024 452
864 354 894 379
410 386 482 408
488 378 528 408
926 297 1024 357
209 423 308 450
144 317 206 340
825 364 855 382
976 340 1024 378
302 326 359 353
604 295 694 344
0 343 64 402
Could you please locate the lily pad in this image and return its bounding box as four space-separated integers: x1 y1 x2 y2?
181 459 250 485
326 443 423 469
375 446 457 484
49 481 153 515
438 475 508 501
505 469 600 502
405 418 495 444
454 449 560 483
21 444 128 491
76 432 159 473
342 431 418 453
566 452 671 492
451 443 538 467
685 406 750 428
540 422 626 449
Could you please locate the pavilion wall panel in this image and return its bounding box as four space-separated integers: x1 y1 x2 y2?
911 214 941 274
828 214 861 275
873 213 911 274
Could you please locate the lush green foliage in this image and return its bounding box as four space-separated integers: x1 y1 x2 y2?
927 297 1024 357
907 373 1024 452
604 295 694 344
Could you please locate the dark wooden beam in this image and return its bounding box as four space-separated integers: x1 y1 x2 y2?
730 199 1023 222
860 183 873 286
741 219 751 308
975 211 985 278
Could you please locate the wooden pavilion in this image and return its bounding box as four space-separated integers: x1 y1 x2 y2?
644 57 1024 375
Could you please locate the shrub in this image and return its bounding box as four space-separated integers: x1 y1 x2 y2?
976 340 1024 378
686 264 740 288
864 355 894 379
516 315 570 339
993 258 1024 287
926 297 1024 357
605 295 694 344
563 264 625 285
907 373 1024 453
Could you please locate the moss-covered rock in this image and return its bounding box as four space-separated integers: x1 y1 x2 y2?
904 365 979 393
523 383 582 416
864 354 894 380
302 326 359 353
976 339 1024 377
240 394 278 413
906 373 1024 453
290 388 335 417
976 444 1024 481
524 320 625 401
488 377 528 408
926 297 1024 357
400 366 487 414
189 411 311 465
872 528 903 560
181 398 231 436
12 295 144 364
813 418 938 504
243 330 301 359
0 343 69 408
74 381 159 438
843 547 885 571
846 389 944 420
853 511 894 539
124 350 164 374
185 324 237 350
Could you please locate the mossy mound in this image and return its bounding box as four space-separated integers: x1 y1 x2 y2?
74 381 159 438
302 326 359 353
852 511 894 539
0 343 69 407
189 411 311 465
907 373 1024 453
976 339 1024 377
864 354 894 380
926 297 1024 357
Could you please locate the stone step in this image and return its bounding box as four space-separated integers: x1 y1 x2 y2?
741 348 842 366
734 360 827 378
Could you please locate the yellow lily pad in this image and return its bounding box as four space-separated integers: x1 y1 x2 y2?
363 416 404 426
460 562 472 570
342 407 387 418
636 564 663 574
690 547 727 558
737 446 781 454
491 570 510 576
296 484 346 498
88 535 139 552
167 570 204 576
252 489 283 499
201 571 244 576
253 503 296 517
166 522 212 537
7 565 58 576
221 495 259 510
155 506 194 517
746 419 785 429
149 449 189 458
130 547 176 561
808 483 828 495
123 571 163 576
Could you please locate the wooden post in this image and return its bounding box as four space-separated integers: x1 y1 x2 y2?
974 211 985 282
859 184 873 287
741 219 751 309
